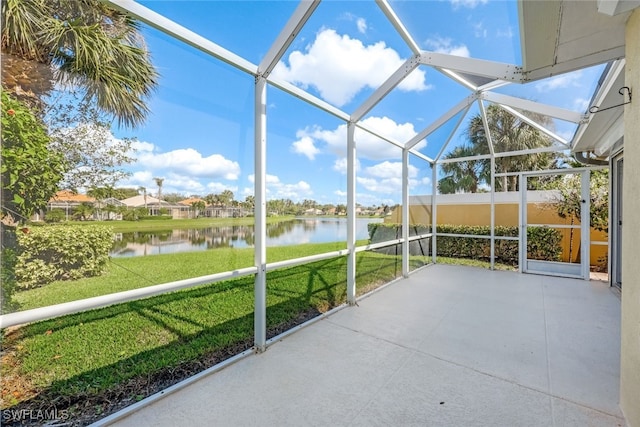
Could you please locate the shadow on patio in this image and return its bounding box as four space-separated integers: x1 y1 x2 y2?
98 264 623 426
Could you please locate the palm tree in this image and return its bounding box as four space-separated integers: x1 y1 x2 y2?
467 105 554 191
138 186 147 208
438 105 557 193
437 146 483 194
1 0 158 128
154 177 164 200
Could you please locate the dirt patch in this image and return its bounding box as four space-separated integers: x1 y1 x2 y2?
1 308 322 426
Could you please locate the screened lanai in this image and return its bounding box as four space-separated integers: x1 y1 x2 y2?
1 0 637 425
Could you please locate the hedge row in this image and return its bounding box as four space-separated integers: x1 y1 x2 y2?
16 225 113 289
368 223 562 264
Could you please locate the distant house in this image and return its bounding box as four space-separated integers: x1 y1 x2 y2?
46 190 97 220
204 205 249 218
120 195 190 219
94 198 126 221
178 197 207 218
304 208 323 215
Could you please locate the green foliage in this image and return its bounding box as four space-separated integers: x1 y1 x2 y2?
438 105 561 193
122 207 149 221
15 225 113 289
370 223 561 264
554 169 609 232
1 246 19 312
44 209 66 223
1 91 66 218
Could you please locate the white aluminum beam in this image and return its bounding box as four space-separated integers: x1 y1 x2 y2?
258 0 319 78
420 51 523 82
406 95 477 150
346 122 357 305
482 91 584 123
434 104 473 162
490 155 496 270
478 99 495 157
0 267 258 329
432 165 437 264
103 0 257 75
437 68 478 91
402 149 410 277
493 145 568 159
478 79 512 92
254 77 268 352
581 170 591 280
268 76 350 121
376 0 421 55
437 153 491 164
352 54 421 122
496 104 569 146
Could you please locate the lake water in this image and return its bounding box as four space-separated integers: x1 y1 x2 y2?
111 217 383 257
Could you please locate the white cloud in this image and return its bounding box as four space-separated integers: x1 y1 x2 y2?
450 0 488 9
356 161 431 195
206 182 238 194
130 140 155 153
496 27 514 38
293 116 425 162
535 71 583 92
272 28 428 106
356 18 367 34
291 134 321 160
247 174 313 202
425 36 470 57
333 157 361 174
473 22 487 39
573 97 590 112
137 148 240 180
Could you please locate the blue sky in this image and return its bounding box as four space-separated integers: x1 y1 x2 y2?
108 0 605 206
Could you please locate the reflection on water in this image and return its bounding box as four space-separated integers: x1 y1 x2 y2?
111 217 382 257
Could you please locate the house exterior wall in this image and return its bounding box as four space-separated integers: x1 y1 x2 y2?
621 9 640 427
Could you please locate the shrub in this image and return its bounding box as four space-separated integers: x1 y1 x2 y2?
370 223 561 265
45 209 66 223
122 207 149 221
1 247 19 312
15 225 113 289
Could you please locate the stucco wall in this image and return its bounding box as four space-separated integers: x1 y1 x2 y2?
620 9 640 427
387 197 608 266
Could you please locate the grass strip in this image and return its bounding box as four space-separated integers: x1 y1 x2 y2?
2 250 421 410
14 241 368 310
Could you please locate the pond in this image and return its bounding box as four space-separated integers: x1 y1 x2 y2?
111 217 383 257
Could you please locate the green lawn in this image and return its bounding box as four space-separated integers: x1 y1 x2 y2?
2 246 425 413
14 240 368 310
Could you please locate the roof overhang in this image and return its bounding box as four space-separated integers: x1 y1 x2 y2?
519 0 630 82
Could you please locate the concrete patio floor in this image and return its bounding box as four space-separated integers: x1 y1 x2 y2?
99 264 624 427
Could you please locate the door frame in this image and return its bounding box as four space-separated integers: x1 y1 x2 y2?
519 169 591 280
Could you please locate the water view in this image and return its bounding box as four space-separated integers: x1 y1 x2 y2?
111 217 383 257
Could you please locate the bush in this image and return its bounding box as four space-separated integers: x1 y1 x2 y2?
15 225 113 289
1 247 19 312
122 207 149 221
45 209 66 223
370 223 561 265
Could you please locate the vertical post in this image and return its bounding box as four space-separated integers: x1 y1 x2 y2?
519 173 526 273
254 76 267 352
346 122 357 305
581 170 591 280
432 163 437 264
402 148 409 277
490 156 496 270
